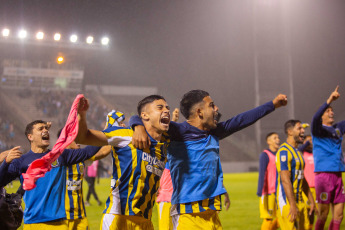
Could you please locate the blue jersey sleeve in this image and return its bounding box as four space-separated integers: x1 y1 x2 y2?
129 115 143 129
62 146 101 166
257 152 269 197
211 101 275 139
0 160 21 187
311 102 330 137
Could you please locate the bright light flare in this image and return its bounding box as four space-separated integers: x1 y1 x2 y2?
70 34 78 43
2 28 10 37
86 36 94 44
36 31 44 40
101 37 109 45
57 56 64 64
54 33 61 41
18 30 27 39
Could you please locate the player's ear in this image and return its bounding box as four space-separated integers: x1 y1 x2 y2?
27 134 34 142
141 111 149 121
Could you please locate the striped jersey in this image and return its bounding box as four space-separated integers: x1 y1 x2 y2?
130 101 276 215
276 142 305 208
102 126 169 220
65 162 86 219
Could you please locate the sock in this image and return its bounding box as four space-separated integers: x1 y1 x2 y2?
315 219 326 230
331 219 341 230
328 220 333 230
261 219 272 230
270 218 279 230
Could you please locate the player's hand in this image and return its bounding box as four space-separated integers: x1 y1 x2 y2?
78 97 89 116
46 121 52 130
172 108 179 122
288 204 298 222
5 146 23 164
309 200 317 216
132 125 151 149
224 192 231 211
327 85 340 104
272 94 288 108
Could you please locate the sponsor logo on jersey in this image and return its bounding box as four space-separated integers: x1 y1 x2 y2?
142 152 165 177
51 159 59 167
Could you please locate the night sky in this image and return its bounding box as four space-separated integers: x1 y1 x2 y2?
1 0 345 158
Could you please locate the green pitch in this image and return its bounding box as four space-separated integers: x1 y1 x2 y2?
8 172 345 229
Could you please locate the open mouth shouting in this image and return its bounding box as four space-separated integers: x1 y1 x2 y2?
214 112 222 124
42 132 50 142
160 114 170 129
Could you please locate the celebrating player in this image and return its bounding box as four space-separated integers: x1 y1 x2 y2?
276 120 316 230
130 90 287 229
312 86 345 230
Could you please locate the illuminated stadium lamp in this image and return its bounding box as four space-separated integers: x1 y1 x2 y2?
36 31 44 40
86 36 94 44
70 34 78 43
54 33 61 41
57 56 64 64
101 37 109 45
2 28 10 37
18 29 27 39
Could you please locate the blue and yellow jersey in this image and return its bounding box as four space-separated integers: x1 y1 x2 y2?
65 162 86 219
171 195 222 215
276 142 305 207
102 126 169 220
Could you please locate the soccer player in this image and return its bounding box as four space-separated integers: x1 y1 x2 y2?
312 86 345 230
75 95 170 230
276 120 316 230
257 132 280 230
130 90 288 229
0 120 102 229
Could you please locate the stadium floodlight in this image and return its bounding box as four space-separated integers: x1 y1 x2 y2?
57 56 64 64
2 28 10 37
70 34 78 43
86 36 94 44
18 29 27 39
36 31 44 40
54 33 61 41
101 37 109 45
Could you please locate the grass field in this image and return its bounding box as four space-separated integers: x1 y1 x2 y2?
7 172 345 229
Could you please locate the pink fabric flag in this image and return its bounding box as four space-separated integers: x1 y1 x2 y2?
22 94 84 190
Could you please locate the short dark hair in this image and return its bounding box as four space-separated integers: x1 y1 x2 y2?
180 90 209 119
266 132 278 141
137 95 166 116
284 119 301 135
25 120 47 140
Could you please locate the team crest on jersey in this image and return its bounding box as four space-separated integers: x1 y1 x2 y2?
281 156 286 162
320 192 328 201
336 128 341 137
51 159 59 167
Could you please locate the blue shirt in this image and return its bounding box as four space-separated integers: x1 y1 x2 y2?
311 102 345 172
131 101 275 205
0 146 100 224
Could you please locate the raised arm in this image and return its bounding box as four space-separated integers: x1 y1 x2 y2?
75 97 109 146
311 86 340 136
213 94 287 139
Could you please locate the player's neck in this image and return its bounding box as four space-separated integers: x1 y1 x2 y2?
145 125 162 142
286 137 298 148
31 145 48 153
187 119 210 132
268 146 278 152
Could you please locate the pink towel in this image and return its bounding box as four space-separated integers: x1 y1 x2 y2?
22 94 84 190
